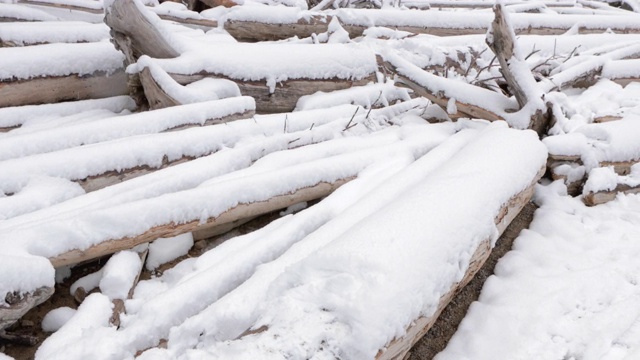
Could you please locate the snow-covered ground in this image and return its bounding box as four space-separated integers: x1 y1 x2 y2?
1 0 640 359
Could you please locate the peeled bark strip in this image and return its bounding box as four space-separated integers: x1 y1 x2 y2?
49 179 352 268
376 166 544 360
0 70 128 108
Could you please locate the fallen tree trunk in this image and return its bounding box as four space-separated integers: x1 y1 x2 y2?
48 179 351 267
486 3 550 135
0 70 128 108
376 166 544 360
584 183 640 206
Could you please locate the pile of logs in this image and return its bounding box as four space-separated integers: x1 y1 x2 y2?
0 0 639 357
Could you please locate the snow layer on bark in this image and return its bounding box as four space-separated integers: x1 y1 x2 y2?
0 42 124 80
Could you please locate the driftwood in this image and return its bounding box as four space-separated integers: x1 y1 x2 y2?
0 70 128 108
584 183 640 206
49 178 352 268
487 4 550 135
376 165 544 360
169 72 377 113
0 286 54 331
17 0 103 14
104 0 178 62
221 10 640 42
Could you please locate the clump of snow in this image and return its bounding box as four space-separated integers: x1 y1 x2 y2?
295 82 410 111
35 293 114 360
0 252 54 302
583 166 619 194
70 268 104 296
42 307 77 332
99 251 144 300
279 202 308 216
146 234 194 271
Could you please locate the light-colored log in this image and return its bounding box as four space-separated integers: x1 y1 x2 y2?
584 184 640 206
104 0 179 61
49 178 352 268
169 72 377 114
376 165 544 360
0 70 128 108
0 286 54 331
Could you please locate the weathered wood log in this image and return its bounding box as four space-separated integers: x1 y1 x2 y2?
221 9 640 42
139 67 181 110
0 286 54 331
376 165 544 360
49 179 352 268
380 55 515 121
156 14 218 29
487 4 550 135
169 72 377 114
584 183 640 206
0 70 128 108
104 0 179 62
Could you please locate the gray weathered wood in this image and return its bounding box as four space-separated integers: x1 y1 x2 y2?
1 286 54 331
0 70 128 108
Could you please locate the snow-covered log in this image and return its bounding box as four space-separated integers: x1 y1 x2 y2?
0 21 109 47
0 42 127 108
220 7 640 42
381 52 517 121
106 123 545 360
0 2 59 22
16 0 103 14
582 166 640 206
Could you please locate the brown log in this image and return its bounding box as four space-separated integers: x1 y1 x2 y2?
224 15 333 42
376 165 544 360
0 286 54 331
49 178 353 268
0 70 128 108
104 0 179 62
584 183 640 206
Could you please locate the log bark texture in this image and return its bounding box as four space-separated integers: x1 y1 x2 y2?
0 71 128 108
